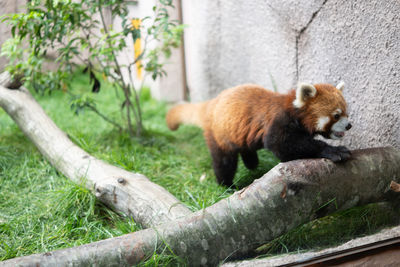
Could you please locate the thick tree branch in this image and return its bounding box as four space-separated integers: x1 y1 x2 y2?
3 147 400 266
0 72 191 228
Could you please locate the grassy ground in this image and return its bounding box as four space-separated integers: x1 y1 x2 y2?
0 72 278 263
0 72 398 265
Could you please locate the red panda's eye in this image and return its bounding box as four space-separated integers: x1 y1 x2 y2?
334 114 340 120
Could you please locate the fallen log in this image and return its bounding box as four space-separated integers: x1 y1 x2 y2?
0 72 191 228
3 147 400 266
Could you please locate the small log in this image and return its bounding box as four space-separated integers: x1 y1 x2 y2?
0 72 191 228
3 147 400 267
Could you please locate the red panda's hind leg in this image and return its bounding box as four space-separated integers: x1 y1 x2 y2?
213 151 238 187
240 150 259 170
204 131 238 187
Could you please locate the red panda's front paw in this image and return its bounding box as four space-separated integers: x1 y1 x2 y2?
320 146 351 162
336 146 352 161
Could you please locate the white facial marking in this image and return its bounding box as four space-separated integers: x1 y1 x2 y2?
330 116 349 140
316 116 330 131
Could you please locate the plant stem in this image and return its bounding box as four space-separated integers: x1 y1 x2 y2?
126 63 143 136
86 104 123 132
97 1 138 137
125 83 141 136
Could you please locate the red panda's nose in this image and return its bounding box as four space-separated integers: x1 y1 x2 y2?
345 123 352 130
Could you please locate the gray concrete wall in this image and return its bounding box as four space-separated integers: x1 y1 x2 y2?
181 0 400 149
298 0 400 149
156 0 186 102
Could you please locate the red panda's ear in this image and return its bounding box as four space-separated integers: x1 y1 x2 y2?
336 81 345 91
293 82 317 108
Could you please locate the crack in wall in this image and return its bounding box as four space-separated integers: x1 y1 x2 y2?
295 0 329 81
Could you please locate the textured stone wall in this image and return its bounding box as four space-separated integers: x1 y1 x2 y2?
298 0 400 149
181 0 327 101
182 0 400 149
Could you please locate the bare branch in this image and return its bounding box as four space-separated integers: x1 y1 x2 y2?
3 146 400 266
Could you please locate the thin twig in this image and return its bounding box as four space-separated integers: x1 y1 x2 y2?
97 1 136 137
126 62 143 136
86 104 123 131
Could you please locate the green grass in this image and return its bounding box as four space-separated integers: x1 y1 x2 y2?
0 132 140 260
0 71 398 265
0 71 278 263
256 202 399 258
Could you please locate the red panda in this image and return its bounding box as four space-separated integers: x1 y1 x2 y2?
166 82 352 186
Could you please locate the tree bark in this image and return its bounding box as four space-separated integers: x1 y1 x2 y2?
0 73 191 228
3 147 400 267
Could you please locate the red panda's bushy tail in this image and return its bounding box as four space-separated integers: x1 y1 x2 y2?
166 102 207 130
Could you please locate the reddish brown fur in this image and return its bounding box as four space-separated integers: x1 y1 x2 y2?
167 83 347 151
299 84 347 133
166 83 350 186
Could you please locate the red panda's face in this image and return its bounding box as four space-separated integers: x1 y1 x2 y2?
294 82 352 139
316 107 351 140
